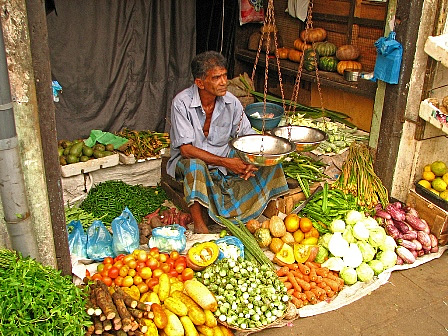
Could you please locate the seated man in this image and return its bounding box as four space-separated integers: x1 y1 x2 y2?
167 51 289 233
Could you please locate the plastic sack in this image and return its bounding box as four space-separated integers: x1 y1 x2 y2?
67 220 88 258
112 207 140 256
372 32 403 84
148 224 186 253
86 220 115 261
239 0 264 25
216 236 245 260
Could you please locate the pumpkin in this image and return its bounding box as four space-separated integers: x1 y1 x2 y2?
269 237 284 254
254 228 272 248
274 243 295 264
281 232 295 244
246 219 261 233
269 215 287 237
303 49 319 71
318 56 338 72
299 27 327 43
293 38 312 51
288 49 303 63
314 41 337 56
276 47 290 59
337 60 362 75
336 44 360 61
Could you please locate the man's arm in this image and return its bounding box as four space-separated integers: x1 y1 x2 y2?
180 144 257 180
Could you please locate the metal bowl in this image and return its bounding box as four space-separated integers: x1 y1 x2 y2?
271 125 327 152
229 134 295 166
244 102 284 131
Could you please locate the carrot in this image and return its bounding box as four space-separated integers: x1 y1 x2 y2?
287 288 295 296
283 281 293 290
326 289 336 298
292 291 302 300
305 261 318 269
302 275 310 282
291 297 304 308
286 263 299 270
296 278 311 291
287 272 302 293
304 290 317 304
278 276 288 283
324 278 339 292
309 268 317 282
298 263 310 275
318 281 327 289
277 267 289 277
290 270 303 279
315 267 329 276
315 275 323 284
309 281 317 289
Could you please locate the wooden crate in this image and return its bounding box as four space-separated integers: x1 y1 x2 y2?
406 189 448 246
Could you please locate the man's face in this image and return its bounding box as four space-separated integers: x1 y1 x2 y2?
196 66 228 97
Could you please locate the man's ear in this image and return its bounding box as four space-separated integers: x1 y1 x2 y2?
195 78 204 89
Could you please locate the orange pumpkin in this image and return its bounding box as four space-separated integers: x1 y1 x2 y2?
293 38 312 51
336 45 360 61
337 61 362 75
299 28 327 43
276 47 290 59
288 49 303 63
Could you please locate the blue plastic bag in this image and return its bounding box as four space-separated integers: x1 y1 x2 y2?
372 32 403 84
67 220 88 258
86 220 115 261
111 207 140 256
148 224 186 253
215 236 245 260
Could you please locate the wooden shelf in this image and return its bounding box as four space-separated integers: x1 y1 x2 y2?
419 99 448 135
424 34 448 68
235 49 378 98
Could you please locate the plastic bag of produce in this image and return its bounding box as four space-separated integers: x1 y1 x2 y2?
148 224 186 253
215 236 245 260
86 220 115 261
67 220 88 258
111 207 140 255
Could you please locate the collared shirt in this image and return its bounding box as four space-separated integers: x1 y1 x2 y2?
167 84 255 178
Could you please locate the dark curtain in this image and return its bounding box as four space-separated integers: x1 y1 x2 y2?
46 1 196 140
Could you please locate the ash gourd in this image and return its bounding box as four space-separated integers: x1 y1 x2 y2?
374 201 439 264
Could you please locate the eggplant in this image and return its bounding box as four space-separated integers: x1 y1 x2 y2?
405 213 427 231
396 246 416 264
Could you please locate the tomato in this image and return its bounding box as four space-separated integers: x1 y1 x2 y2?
170 251 180 260
150 247 159 254
139 267 153 280
166 259 175 269
152 268 163 278
103 256 114 265
168 269 179 278
103 263 113 272
126 259 137 269
102 276 113 287
149 247 160 260
133 249 142 257
114 254 125 263
114 276 124 286
85 269 91 278
158 253 168 263
181 268 194 281
123 254 135 264
146 257 159 270
136 250 148 263
100 268 110 278
122 276 134 287
160 263 171 274
175 263 185 274
113 260 124 269
145 277 159 289
96 263 105 273
133 275 143 286
136 282 149 294
108 266 120 279
136 262 147 273
91 273 103 281
128 269 137 277
175 256 187 266
119 265 129 277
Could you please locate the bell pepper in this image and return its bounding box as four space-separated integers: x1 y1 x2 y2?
187 242 219 267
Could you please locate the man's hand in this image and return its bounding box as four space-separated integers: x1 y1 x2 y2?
225 157 258 180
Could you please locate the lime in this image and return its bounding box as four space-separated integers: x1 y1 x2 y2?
431 161 447 177
418 179 431 189
432 177 447 192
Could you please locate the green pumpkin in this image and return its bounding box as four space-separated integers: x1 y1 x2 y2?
303 49 319 71
318 56 339 72
314 41 337 56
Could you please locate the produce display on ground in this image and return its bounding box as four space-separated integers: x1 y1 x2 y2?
115 129 170 160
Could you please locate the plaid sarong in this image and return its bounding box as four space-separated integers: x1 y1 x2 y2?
175 158 289 224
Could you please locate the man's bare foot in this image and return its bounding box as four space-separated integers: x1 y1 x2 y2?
194 223 209 234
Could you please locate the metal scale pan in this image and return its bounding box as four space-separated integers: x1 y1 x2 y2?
271 125 327 153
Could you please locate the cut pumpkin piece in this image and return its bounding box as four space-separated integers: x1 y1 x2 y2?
274 243 295 264
293 243 314 263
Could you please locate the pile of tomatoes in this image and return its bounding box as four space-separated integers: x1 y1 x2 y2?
89 247 194 294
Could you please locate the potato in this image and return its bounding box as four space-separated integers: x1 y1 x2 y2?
180 316 199 336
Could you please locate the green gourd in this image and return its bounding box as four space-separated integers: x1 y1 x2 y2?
303 49 319 71
318 56 339 72
314 41 337 56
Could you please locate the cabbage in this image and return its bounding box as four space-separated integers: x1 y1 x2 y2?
318 233 333 249
377 250 398 269
342 226 356 244
357 241 376 262
353 221 370 240
314 246 329 264
328 232 349 257
339 266 358 285
356 262 374 282
345 210 364 225
363 216 379 230
368 226 387 248
330 219 346 233
321 256 345 272
378 235 397 251
342 243 363 268
368 259 384 275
